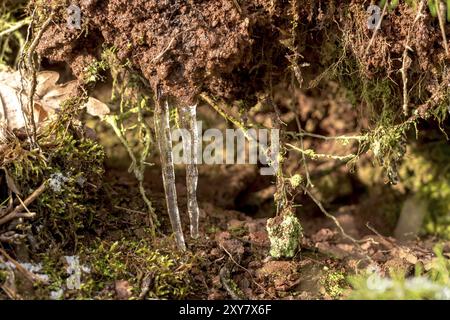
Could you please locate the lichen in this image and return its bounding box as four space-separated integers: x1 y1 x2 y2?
320 269 348 299
266 209 303 259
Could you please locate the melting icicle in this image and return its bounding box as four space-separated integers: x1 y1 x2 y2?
180 104 200 239
155 99 186 251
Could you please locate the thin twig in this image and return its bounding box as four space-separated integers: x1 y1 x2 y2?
300 185 374 263
287 131 367 142
294 114 313 188
219 265 243 300
286 143 357 162
0 182 46 226
114 205 147 215
436 0 449 56
231 0 242 14
219 243 276 299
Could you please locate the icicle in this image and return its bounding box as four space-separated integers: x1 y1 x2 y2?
180 104 200 239
155 99 186 251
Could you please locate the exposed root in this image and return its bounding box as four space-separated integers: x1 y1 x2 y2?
401 0 426 115
24 12 54 146
436 0 449 55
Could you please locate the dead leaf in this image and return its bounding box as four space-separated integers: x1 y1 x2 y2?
0 69 80 140
83 97 110 117
35 71 60 96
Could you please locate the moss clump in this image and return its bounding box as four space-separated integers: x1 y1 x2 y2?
0 270 7 283
2 99 105 245
80 238 195 299
34 236 197 300
266 209 303 259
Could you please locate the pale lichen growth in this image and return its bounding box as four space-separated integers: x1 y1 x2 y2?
266 209 302 258
48 172 69 193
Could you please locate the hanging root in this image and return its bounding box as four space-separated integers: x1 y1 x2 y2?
401 0 426 115
179 104 200 239
154 98 186 251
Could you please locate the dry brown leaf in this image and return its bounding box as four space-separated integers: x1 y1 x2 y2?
0 69 78 141
83 97 110 117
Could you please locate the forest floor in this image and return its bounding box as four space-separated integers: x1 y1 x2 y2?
1 0 450 300
2 103 447 300
91 166 446 300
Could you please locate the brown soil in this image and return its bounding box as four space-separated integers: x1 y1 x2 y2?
36 0 289 104
36 1 450 111
79 166 445 300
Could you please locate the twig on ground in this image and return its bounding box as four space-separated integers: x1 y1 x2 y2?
219 243 276 299
138 274 153 299
219 265 243 300
114 205 147 216
300 185 374 263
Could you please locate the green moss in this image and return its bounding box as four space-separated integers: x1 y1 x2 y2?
266 209 303 259
0 1 29 67
83 59 109 84
33 236 197 300
229 225 248 238
80 238 195 299
4 99 105 244
0 270 7 283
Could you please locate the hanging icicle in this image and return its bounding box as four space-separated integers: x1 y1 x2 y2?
154 98 186 251
180 104 200 239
